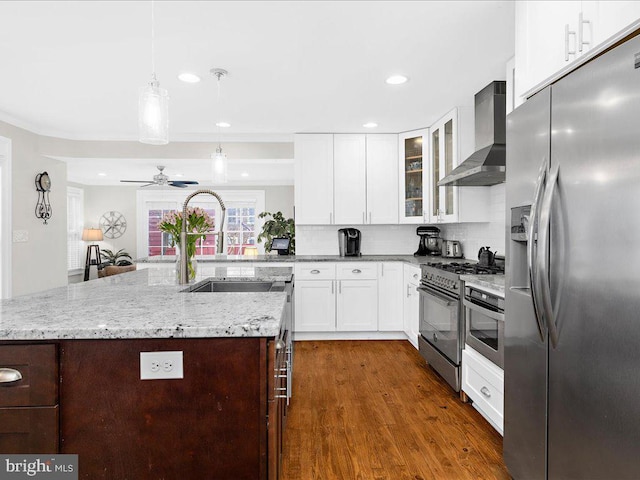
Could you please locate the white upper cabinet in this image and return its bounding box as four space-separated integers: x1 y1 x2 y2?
294 134 334 224
366 134 399 224
428 108 490 224
515 1 640 102
334 134 367 224
429 109 458 223
296 133 398 226
398 129 429 224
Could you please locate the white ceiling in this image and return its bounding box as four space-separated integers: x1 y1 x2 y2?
0 0 515 186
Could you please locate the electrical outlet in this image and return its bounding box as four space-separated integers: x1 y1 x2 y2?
140 351 183 380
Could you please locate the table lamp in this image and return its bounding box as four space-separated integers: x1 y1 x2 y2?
82 228 103 281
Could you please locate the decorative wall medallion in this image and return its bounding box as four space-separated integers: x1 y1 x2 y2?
100 211 127 239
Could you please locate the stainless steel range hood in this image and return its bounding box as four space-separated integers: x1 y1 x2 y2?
438 81 506 186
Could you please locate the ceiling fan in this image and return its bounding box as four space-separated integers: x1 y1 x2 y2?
120 165 199 188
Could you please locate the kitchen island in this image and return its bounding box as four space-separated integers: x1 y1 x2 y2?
0 266 293 480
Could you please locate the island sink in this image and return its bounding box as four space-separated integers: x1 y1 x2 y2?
184 279 286 293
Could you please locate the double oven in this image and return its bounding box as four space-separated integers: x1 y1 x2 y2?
418 262 504 392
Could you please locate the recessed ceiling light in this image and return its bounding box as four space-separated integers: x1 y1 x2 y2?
178 72 201 83
386 75 408 85
97 172 107 177
216 122 231 128
241 172 249 177
363 122 378 128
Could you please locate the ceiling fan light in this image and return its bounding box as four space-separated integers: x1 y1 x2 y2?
212 147 228 184
139 75 169 145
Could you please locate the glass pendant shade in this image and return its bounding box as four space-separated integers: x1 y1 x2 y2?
212 147 228 184
139 74 169 145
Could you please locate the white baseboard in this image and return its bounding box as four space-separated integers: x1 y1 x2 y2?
293 331 409 342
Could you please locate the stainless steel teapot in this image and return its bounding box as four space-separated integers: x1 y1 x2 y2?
478 246 496 266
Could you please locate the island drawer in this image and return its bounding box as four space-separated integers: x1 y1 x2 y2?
295 263 336 280
0 344 58 407
0 406 59 453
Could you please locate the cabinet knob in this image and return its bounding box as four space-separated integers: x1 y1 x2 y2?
310 269 320 274
352 269 362 274
481 386 492 398
0 368 23 384
433 333 438 342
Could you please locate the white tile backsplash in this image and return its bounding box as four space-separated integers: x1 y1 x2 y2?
296 184 506 259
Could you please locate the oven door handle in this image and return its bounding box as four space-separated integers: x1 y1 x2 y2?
463 299 505 322
417 286 456 307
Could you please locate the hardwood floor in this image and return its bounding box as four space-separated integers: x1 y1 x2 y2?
280 340 510 480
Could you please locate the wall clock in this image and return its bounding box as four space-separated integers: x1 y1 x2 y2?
100 211 127 239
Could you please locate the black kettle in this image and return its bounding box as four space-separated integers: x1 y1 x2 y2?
478 246 496 267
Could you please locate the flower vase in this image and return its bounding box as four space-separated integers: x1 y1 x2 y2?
175 244 197 283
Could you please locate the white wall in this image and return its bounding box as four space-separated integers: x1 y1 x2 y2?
296 183 506 259
0 121 68 296
438 183 506 259
83 185 138 260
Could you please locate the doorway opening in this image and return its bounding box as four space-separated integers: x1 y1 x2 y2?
0 136 12 299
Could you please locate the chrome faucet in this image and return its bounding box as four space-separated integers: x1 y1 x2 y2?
179 189 226 284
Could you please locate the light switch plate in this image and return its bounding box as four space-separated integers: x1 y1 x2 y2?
12 230 28 243
140 351 184 380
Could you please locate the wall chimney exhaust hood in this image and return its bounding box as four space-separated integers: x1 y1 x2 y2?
438 81 506 186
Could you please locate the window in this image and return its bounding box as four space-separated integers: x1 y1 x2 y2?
137 190 265 258
67 187 84 270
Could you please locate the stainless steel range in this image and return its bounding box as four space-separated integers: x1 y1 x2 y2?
418 261 504 391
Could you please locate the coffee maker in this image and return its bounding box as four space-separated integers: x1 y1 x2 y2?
338 228 362 257
414 226 442 256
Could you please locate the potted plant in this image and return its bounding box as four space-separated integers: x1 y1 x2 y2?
98 249 136 277
257 211 295 254
101 248 133 266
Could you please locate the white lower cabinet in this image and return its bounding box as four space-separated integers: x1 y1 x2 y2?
462 345 504 435
294 263 337 332
403 264 421 348
294 279 336 332
296 262 379 332
336 279 378 331
377 262 404 331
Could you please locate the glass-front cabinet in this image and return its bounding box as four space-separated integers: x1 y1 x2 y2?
398 129 429 224
430 109 459 223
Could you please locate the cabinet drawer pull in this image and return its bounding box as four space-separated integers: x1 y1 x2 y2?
480 386 492 398
0 368 23 384
310 269 321 274
413 273 419 280
352 269 362 274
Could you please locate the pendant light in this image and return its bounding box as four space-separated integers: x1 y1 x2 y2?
139 0 169 145
211 68 228 184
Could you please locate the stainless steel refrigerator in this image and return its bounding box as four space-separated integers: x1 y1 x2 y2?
505 34 640 479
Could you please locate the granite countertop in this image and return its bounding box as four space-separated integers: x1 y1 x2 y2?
0 267 293 342
460 274 505 298
136 254 469 266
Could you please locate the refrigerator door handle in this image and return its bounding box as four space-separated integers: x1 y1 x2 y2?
528 157 548 341
537 163 560 348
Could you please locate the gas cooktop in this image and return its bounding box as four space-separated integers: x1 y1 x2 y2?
426 262 505 275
